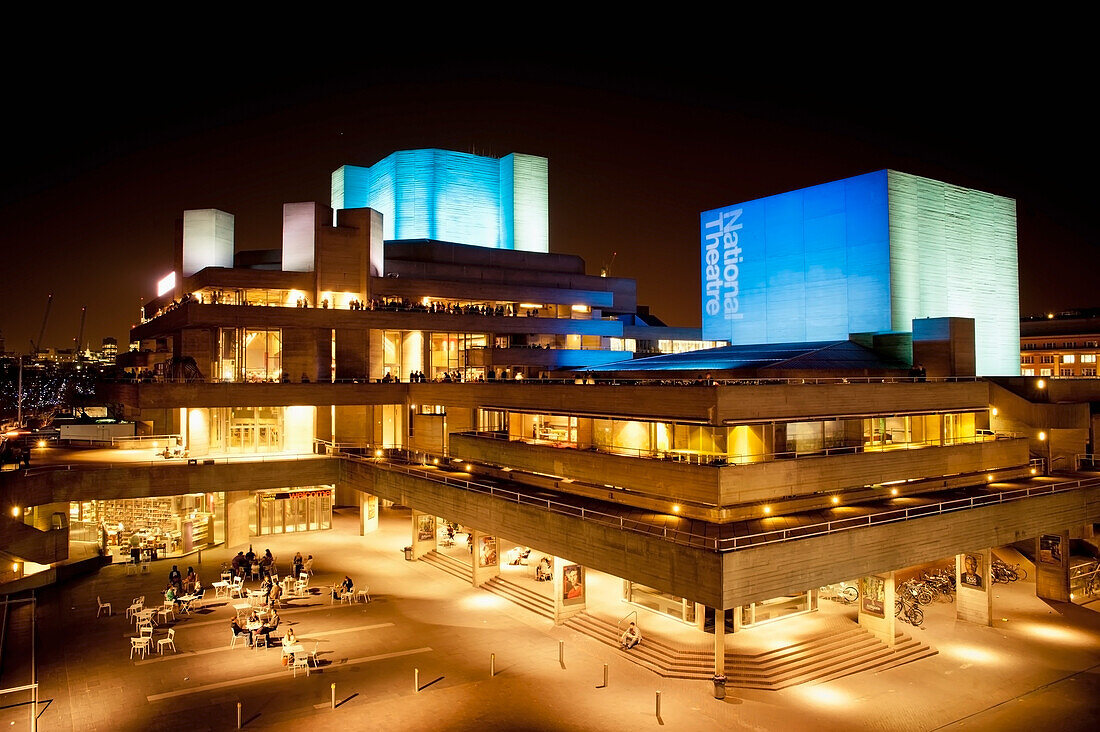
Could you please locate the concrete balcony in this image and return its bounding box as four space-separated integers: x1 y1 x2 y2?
465 347 629 369
0 514 69 565
448 433 1031 513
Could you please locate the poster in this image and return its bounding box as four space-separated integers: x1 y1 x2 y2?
1039 534 1063 565
860 575 885 618
563 564 585 605
960 553 984 591
478 536 498 568
367 496 377 520
417 514 435 542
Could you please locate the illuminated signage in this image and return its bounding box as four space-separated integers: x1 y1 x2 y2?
700 170 1019 375
156 272 176 297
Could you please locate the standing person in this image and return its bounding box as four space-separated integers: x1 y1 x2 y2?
168 565 182 591
184 567 197 594
292 552 304 579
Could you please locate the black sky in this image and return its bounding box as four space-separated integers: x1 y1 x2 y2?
1 60 1095 354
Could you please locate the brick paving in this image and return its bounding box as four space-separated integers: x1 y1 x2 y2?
3 506 1099 731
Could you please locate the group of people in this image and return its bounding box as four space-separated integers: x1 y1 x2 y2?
166 565 200 594
332 575 354 600
230 546 278 578
230 608 283 648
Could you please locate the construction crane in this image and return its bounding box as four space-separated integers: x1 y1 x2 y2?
600 251 617 278
74 305 87 359
31 293 53 355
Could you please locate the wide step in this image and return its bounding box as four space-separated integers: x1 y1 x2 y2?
563 612 937 688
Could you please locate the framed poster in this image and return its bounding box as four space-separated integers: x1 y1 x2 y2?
367 495 377 520
562 564 585 605
417 514 435 542
478 536 498 567
1039 534 1063 565
960 553 984 591
860 575 885 618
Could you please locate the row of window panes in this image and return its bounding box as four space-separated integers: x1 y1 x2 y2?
480 410 982 461
1021 354 1097 364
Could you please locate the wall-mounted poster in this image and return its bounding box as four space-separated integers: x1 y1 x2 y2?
1039 534 1063 565
860 575 885 618
478 536 498 568
367 496 377 520
563 564 585 605
417 514 435 542
960 553 984 591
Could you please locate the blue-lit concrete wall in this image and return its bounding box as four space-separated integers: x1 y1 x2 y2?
332 149 548 252
701 171 891 345
701 170 1019 376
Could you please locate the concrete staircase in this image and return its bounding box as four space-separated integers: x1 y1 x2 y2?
419 551 472 583
419 553 556 620
563 612 937 689
481 577 555 620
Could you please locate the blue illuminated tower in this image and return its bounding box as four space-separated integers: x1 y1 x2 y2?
700 170 1020 376
331 149 548 253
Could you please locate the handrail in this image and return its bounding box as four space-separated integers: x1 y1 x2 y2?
618 610 638 629
13 451 327 477
339 448 1100 554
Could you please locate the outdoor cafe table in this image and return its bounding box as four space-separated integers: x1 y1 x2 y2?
232 603 251 618
134 608 156 626
248 589 265 605
281 576 296 597
282 643 304 659
177 594 198 614
213 580 230 598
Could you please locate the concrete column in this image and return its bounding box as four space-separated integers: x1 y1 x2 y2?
552 557 586 624
714 608 726 677
410 511 436 560
955 549 993 626
360 493 378 536
225 490 251 548
1035 530 1071 602
471 529 501 588
857 573 896 647
694 602 706 631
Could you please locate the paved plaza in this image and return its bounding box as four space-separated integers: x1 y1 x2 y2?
2 507 1099 731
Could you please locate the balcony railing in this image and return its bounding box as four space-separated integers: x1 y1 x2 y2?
332 445 1098 554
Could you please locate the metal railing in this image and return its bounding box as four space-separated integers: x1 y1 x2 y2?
14 451 327 477
336 447 1100 553
455 429 1014 466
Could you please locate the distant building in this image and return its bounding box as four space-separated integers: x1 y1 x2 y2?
101 337 118 362
1020 311 1100 377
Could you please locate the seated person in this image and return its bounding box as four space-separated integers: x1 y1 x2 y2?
184 567 197 593
333 575 353 599
268 582 283 607
165 584 180 608
256 611 279 648
620 622 641 650
168 565 182 590
282 628 298 661
231 617 253 647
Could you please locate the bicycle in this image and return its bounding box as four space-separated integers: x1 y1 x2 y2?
894 596 924 626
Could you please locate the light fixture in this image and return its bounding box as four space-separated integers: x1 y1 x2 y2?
374 449 383 458
763 506 771 514
831 496 840 505
1030 468 1037 475
986 474 994 482
10 507 20 518
672 504 681 513
37 439 45 448
1038 431 1047 441
1037 379 1045 389
433 458 439 465
465 464 472 472
10 563 17 573
890 488 899 496
990 407 998 417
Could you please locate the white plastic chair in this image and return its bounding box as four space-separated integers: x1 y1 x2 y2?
130 636 150 659
292 654 310 677
158 628 177 654
229 579 245 599
309 642 319 667
97 596 112 617
340 590 352 605
126 598 142 621
356 587 371 604
250 563 261 581
157 603 174 624
138 622 154 637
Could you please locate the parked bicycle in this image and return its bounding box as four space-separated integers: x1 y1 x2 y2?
992 558 1027 584
894 595 924 626
819 583 859 604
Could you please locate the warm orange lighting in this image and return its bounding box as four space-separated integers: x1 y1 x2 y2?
1037 379 1046 389
1030 468 1037 475
10 563 17 573
986 474 994 482
890 488 899 496
10 507 20 518
990 407 998 417
1038 431 1047 441
374 449 383 458
37 440 46 448
763 506 771 514
465 464 472 472
831 496 840 505
672 505 681 513
433 458 439 465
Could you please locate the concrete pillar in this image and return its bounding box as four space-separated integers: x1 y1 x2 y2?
955 549 993 626
225 490 251 548
360 493 378 536
410 511 436 560
471 529 501 588
1035 530 1071 602
714 608 726 677
551 557 586 624
857 573 896 647
694 602 706 631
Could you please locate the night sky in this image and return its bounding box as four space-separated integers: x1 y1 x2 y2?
1 62 1095 354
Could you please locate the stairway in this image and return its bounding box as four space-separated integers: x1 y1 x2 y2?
482 577 555 620
418 554 555 620
418 551 472 583
563 612 937 689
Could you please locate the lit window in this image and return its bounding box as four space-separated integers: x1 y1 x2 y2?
1082 354 1096 364
1062 354 1075 364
